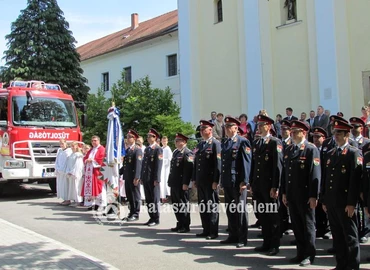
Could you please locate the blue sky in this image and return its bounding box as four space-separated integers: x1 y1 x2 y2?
0 0 178 66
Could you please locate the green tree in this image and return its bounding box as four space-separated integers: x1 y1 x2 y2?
83 73 195 148
1 0 89 101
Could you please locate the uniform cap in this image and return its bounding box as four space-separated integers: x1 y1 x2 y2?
127 129 139 139
333 120 353 132
330 115 348 124
175 133 189 142
281 120 291 129
224 116 241 127
290 120 310 132
349 117 365 128
310 127 327 138
257 115 274 125
199 120 214 128
148 128 160 138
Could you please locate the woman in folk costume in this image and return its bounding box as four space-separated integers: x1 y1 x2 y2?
55 139 72 205
160 136 172 202
81 135 106 210
65 142 84 205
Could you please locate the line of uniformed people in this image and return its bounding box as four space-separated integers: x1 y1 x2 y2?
119 114 370 270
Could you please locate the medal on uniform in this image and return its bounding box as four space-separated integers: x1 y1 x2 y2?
151 156 154 161
300 163 305 169
284 155 288 159
129 158 132 163
341 166 346 174
177 163 179 167
327 159 331 165
265 155 269 161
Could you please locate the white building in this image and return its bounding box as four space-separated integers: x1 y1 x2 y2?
77 11 180 104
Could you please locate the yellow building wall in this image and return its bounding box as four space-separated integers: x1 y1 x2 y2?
184 0 370 122
346 0 370 115
265 0 313 117
191 0 244 119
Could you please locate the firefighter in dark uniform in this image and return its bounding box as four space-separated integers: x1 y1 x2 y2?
362 141 370 261
321 116 358 252
350 117 370 244
192 120 221 240
251 115 283 256
321 120 362 270
311 127 330 239
120 129 142 222
219 116 252 248
281 120 320 266
141 128 163 227
279 120 292 236
168 133 194 233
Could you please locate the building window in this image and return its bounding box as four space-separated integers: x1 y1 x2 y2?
124 66 132 84
283 0 297 22
214 0 223 23
102 72 109 92
167 54 177 77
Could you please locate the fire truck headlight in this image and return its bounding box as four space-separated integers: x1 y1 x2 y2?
4 160 26 169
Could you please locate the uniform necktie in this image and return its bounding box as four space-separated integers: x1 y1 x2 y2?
337 148 342 156
294 145 299 152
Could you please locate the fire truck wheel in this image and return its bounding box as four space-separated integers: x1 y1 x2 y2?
48 179 57 194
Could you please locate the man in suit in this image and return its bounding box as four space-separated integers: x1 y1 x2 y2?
321 120 362 270
121 129 142 222
141 128 163 227
281 120 320 266
251 115 283 256
192 120 221 240
307 110 316 127
168 133 194 233
283 107 298 121
299 112 307 122
219 116 252 248
313 105 329 131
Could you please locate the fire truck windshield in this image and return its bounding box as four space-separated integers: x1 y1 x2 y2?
12 96 77 127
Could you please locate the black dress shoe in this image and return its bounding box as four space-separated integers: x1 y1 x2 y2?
206 234 218 240
289 256 303 264
236 242 247 248
148 221 159 227
94 205 99 211
178 228 190 233
127 216 139 222
196 232 209 237
220 238 238 244
143 220 152 226
327 247 336 254
360 236 368 243
250 221 261 228
87 206 93 211
171 227 180 232
254 246 269 252
299 258 312 266
266 248 279 256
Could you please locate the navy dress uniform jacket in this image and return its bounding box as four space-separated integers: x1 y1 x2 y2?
251 136 283 202
121 145 142 181
141 144 163 183
168 147 194 187
193 138 221 186
281 141 321 202
321 145 362 208
221 135 252 188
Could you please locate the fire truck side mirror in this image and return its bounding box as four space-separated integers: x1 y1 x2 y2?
81 114 87 127
75 102 87 113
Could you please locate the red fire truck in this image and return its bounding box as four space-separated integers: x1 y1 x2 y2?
0 80 85 195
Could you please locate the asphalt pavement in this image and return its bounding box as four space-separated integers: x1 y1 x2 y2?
0 183 370 269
